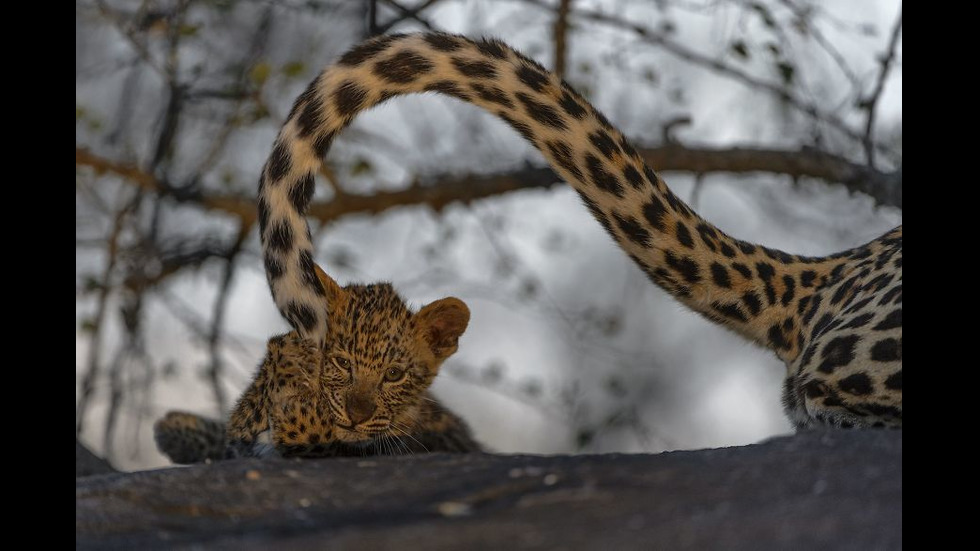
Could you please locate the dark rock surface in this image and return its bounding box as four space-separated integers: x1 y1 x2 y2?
76 439 116 477
76 430 901 550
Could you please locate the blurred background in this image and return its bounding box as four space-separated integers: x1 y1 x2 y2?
76 0 902 470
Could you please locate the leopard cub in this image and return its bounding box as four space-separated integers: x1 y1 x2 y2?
155 265 480 462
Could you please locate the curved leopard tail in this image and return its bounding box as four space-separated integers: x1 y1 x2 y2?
259 32 866 359
153 411 227 464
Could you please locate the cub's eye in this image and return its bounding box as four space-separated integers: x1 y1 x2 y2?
384 367 405 382
332 357 352 371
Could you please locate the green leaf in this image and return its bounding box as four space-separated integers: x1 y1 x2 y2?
327 247 357 269
281 61 306 78
207 0 235 12
776 61 795 86
482 361 504 384
519 278 538 299
605 376 627 398
83 276 101 292
642 67 659 84
161 361 178 378
349 157 373 176
248 104 270 122
521 379 543 398
249 62 271 85
750 2 777 28
178 24 199 37
600 313 622 336
730 40 750 59
791 17 809 36
858 23 878 37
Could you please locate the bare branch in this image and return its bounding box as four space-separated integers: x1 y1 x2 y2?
376 0 437 32
190 8 274 177
78 140 901 239
148 0 192 171
124 239 237 290
775 0 860 88
102 346 128 459
93 0 167 77
643 145 901 208
860 4 902 167
553 0 573 78
76 189 140 436
518 0 879 150
76 148 255 220
205 223 252 413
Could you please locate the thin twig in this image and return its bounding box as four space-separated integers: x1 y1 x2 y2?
102 345 129 459
553 0 573 77
775 0 860 87
205 222 252 414
148 0 191 171
191 8 274 176
124 239 237 290
860 4 902 168
376 0 443 33
516 0 881 151
377 0 436 31
689 173 706 210
76 190 140 436
93 0 167 77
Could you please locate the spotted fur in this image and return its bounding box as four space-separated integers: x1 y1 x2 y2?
155 267 480 463
259 33 902 429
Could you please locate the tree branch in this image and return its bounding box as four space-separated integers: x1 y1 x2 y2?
375 0 438 33
775 0 860 88
860 4 902 167
76 189 140 436
205 222 251 414
518 0 882 151
553 0 573 78
190 7 274 177
78 142 901 226
93 0 167 77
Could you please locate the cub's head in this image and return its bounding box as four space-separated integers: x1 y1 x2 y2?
312 265 469 443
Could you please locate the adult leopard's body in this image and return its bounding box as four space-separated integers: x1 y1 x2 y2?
257 33 901 429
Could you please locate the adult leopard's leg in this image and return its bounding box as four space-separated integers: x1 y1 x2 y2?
782 238 902 429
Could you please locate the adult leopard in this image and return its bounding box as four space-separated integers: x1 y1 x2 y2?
258 33 901 430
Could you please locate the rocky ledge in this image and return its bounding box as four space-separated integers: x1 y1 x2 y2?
76 430 901 550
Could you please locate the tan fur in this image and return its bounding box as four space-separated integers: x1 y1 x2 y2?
154 265 481 463
250 33 901 430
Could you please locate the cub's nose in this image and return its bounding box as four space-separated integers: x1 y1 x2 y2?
346 394 377 426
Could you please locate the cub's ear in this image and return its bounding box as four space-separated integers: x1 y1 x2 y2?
415 297 470 360
314 263 346 307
